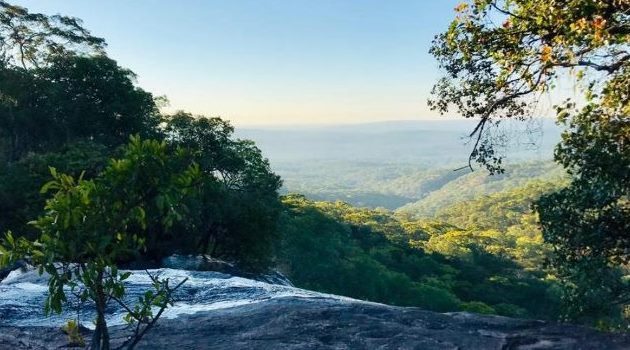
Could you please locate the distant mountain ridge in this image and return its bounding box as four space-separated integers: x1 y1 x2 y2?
236 119 561 164
235 119 564 211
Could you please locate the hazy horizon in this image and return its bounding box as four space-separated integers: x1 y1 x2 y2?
236 118 561 165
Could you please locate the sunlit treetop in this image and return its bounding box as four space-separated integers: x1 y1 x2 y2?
0 1 105 69
430 0 629 173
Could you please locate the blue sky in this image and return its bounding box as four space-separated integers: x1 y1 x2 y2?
16 0 460 126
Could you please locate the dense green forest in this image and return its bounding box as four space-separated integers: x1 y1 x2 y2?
278 183 563 319
0 2 628 348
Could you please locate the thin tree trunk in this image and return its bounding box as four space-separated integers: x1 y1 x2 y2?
197 222 216 254
91 275 110 350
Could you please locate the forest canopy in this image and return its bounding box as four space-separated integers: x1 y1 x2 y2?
431 0 628 172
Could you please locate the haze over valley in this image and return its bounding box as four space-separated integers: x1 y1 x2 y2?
238 119 563 210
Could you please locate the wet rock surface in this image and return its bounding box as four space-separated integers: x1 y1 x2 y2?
2 298 630 350
0 267 313 329
1 267 629 349
0 260 28 281
161 254 293 286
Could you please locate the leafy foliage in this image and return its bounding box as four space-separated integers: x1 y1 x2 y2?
0 141 110 238
432 0 629 328
278 193 561 319
1 137 198 349
0 55 161 163
162 112 282 269
0 3 281 269
536 69 630 327
0 0 625 339
61 319 85 347
431 0 629 172
0 1 105 68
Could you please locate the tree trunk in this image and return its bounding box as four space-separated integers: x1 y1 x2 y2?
197 222 216 254
91 276 110 350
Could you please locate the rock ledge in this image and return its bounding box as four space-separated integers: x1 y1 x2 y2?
1 297 628 350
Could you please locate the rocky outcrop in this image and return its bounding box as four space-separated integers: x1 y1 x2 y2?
161 254 293 286
1 266 628 349
1 297 629 349
0 260 27 282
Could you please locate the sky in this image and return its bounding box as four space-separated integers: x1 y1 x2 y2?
16 0 462 126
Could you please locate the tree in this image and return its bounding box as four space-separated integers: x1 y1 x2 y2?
432 0 629 325
0 2 161 163
535 80 629 325
0 2 282 271
430 0 628 172
0 1 104 69
39 55 162 147
163 112 282 269
0 55 162 163
0 1 164 242
1 137 199 349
